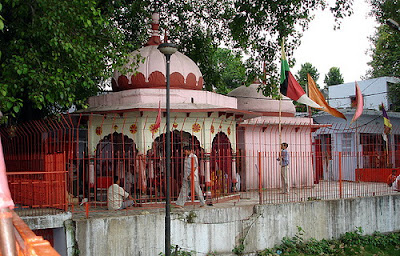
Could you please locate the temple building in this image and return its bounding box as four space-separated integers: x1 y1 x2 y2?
77 13 322 200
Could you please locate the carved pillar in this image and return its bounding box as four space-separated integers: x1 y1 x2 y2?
204 153 212 205
231 153 237 192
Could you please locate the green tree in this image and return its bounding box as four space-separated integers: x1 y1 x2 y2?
367 0 400 110
324 67 344 86
295 62 320 90
366 0 400 78
0 0 145 123
0 0 354 123
367 26 400 78
213 48 246 95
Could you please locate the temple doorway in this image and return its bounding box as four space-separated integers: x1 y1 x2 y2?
211 132 233 197
149 130 203 200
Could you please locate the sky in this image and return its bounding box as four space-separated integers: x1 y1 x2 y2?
292 0 377 86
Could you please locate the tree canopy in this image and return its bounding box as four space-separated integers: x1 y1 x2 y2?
367 0 400 110
295 62 320 90
366 0 400 78
213 48 247 95
324 67 344 86
0 0 147 123
0 0 354 124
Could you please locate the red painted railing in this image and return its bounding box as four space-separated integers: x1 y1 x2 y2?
1 115 399 217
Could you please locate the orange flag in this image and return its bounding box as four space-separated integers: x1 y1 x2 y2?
308 74 346 120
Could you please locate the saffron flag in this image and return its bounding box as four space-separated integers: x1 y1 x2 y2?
308 74 346 120
280 45 322 109
382 103 392 134
351 82 363 123
154 101 161 130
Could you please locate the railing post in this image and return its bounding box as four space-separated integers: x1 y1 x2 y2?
0 208 16 256
204 154 212 205
85 202 89 219
339 152 343 198
0 138 16 256
231 154 237 192
258 151 262 204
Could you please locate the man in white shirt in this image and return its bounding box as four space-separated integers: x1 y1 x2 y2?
107 176 135 210
175 146 205 208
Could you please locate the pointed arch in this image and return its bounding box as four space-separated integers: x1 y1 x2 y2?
95 132 137 194
211 131 233 196
148 130 203 199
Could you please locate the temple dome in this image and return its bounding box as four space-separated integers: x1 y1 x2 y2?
228 83 295 115
112 13 203 91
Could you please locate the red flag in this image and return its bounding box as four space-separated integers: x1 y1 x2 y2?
351 82 363 123
154 101 161 130
280 45 322 109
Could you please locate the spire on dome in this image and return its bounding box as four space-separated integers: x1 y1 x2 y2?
145 13 162 46
164 30 168 43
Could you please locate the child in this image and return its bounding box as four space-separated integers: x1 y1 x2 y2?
386 170 400 192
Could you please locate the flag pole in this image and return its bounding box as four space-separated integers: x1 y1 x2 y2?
279 94 282 146
355 119 359 171
386 135 390 167
279 40 284 157
306 74 315 183
305 74 312 119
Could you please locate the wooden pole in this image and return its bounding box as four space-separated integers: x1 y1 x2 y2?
191 156 195 202
258 151 262 204
339 152 343 199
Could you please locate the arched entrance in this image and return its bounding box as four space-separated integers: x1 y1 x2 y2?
95 132 141 195
149 130 203 200
211 132 233 197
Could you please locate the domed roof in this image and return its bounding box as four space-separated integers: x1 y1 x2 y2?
112 13 203 92
228 82 295 115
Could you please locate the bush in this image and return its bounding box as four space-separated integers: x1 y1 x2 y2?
258 227 400 256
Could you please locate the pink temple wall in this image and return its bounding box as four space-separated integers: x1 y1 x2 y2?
238 123 314 191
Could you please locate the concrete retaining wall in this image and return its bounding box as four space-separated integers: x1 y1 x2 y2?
72 195 400 255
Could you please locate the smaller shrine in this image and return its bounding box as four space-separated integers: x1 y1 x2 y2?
229 82 322 190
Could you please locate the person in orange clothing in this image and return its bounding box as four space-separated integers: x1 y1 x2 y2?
386 170 400 192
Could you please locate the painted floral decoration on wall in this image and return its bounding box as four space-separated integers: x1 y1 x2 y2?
95 126 102 136
149 124 159 134
227 127 231 135
129 124 137 135
210 125 215 134
173 122 178 129
192 123 201 133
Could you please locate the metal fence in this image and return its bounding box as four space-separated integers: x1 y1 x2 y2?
1 114 399 216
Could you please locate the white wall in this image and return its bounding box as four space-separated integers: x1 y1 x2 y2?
72 194 400 256
328 77 400 110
